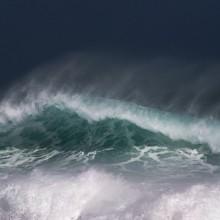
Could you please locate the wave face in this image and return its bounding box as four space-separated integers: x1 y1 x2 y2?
1 93 220 219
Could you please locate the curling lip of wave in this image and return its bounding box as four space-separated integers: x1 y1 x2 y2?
0 92 220 152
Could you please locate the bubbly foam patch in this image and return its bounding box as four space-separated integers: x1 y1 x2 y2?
149 184 220 220
0 168 220 220
0 169 140 220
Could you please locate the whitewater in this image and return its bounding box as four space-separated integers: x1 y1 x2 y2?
1 91 220 220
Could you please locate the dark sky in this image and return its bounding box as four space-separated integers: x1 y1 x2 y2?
1 0 220 96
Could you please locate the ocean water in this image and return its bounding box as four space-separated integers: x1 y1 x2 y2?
0 92 220 220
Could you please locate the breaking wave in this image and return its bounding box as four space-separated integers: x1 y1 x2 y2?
1 92 220 219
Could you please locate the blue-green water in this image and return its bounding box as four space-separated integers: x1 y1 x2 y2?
0 93 220 219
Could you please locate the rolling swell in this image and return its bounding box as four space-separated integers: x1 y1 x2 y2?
0 94 218 172
1 105 204 151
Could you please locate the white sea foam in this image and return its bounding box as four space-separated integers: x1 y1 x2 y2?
1 91 220 152
149 183 220 220
0 168 220 220
0 169 140 220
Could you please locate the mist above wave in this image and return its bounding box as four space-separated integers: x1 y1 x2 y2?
2 54 220 117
